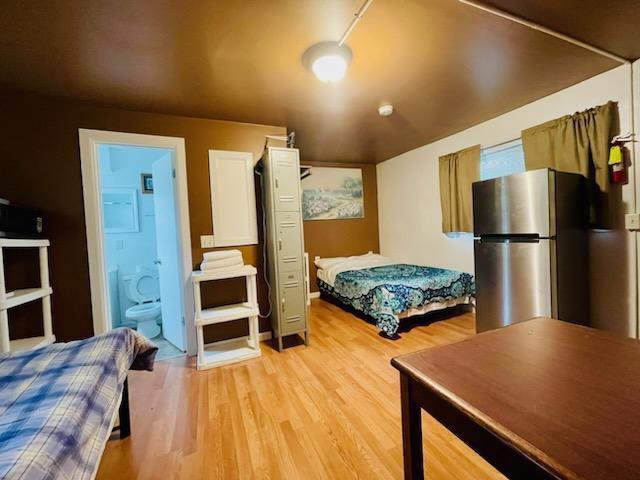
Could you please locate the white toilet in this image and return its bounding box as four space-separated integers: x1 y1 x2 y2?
123 266 162 339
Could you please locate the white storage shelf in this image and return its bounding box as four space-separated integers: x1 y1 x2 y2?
192 265 261 370
192 265 257 282
1 287 53 310
0 238 49 248
0 238 56 354
199 337 260 369
195 302 260 326
10 335 55 352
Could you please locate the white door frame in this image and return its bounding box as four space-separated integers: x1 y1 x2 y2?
79 129 196 355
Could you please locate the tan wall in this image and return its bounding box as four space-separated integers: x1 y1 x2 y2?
0 94 286 343
302 162 380 292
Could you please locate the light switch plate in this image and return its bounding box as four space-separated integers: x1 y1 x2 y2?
200 235 215 248
625 213 640 231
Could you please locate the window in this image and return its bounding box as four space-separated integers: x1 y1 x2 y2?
445 139 525 238
480 139 525 181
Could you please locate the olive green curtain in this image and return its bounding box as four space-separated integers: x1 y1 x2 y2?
522 101 616 193
439 145 480 233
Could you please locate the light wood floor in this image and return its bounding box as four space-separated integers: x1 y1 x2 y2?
97 299 505 479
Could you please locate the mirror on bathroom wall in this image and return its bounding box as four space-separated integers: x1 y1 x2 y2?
102 187 140 234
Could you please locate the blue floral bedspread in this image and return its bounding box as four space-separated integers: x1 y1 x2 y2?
318 264 475 336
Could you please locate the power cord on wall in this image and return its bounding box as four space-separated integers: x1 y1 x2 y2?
255 167 273 319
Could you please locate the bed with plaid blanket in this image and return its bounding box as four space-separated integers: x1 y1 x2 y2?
0 328 157 480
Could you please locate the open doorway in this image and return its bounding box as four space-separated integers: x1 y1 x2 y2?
98 145 184 359
79 130 195 360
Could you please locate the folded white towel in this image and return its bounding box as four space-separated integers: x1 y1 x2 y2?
202 249 242 262
200 263 245 274
201 256 244 269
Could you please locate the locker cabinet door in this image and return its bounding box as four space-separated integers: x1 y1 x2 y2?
276 211 303 272
279 270 306 334
272 150 300 212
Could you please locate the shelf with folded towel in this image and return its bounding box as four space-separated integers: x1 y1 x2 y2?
191 262 260 370
199 248 245 274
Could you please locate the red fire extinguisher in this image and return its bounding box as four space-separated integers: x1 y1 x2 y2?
608 145 626 184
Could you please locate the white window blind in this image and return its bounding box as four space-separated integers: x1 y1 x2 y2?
480 139 525 181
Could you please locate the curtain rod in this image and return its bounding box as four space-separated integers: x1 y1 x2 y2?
458 0 629 65
484 137 522 151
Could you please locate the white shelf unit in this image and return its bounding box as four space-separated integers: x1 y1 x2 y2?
0 238 55 353
191 265 261 370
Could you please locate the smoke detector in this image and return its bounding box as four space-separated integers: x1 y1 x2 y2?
378 104 394 117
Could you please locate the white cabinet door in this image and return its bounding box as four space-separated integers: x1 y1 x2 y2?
209 150 258 247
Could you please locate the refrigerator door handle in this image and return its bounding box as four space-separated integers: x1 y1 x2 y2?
478 234 540 243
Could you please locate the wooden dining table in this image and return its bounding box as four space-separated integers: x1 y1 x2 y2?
391 317 640 480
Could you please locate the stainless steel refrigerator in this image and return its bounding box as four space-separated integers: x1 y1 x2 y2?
472 168 589 333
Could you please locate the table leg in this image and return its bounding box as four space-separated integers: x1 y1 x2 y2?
401 374 424 480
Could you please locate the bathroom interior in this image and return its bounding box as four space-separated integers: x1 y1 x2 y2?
99 144 186 361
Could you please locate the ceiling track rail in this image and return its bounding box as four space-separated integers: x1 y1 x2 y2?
458 0 630 65
338 0 374 47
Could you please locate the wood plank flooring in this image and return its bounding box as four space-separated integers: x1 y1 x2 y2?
97 299 505 479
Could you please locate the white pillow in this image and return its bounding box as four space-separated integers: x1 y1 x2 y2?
348 252 384 261
315 257 347 270
316 253 389 270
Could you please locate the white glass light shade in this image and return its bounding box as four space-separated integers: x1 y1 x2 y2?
302 41 353 84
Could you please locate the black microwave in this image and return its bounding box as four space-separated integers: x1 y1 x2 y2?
0 199 44 238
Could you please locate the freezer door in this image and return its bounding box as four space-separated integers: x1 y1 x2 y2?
474 238 552 332
473 169 552 236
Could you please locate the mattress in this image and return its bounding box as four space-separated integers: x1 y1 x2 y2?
0 328 157 480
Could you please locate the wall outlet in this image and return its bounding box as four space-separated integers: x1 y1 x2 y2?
200 235 215 248
625 213 640 231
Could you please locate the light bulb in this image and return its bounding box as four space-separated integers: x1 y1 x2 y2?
302 42 352 84
312 55 348 83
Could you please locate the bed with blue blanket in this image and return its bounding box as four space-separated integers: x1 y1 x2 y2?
0 328 157 480
316 254 475 337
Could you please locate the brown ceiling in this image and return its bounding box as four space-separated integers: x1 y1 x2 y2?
0 0 631 164
483 0 640 61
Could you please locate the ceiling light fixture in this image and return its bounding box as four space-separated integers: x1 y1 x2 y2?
302 0 374 84
303 41 353 84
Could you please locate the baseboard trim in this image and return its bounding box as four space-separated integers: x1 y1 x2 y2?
309 291 320 299
258 331 273 341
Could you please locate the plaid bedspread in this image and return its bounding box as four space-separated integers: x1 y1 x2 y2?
0 328 157 480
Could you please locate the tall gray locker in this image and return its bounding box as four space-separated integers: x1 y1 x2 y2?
261 147 308 351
